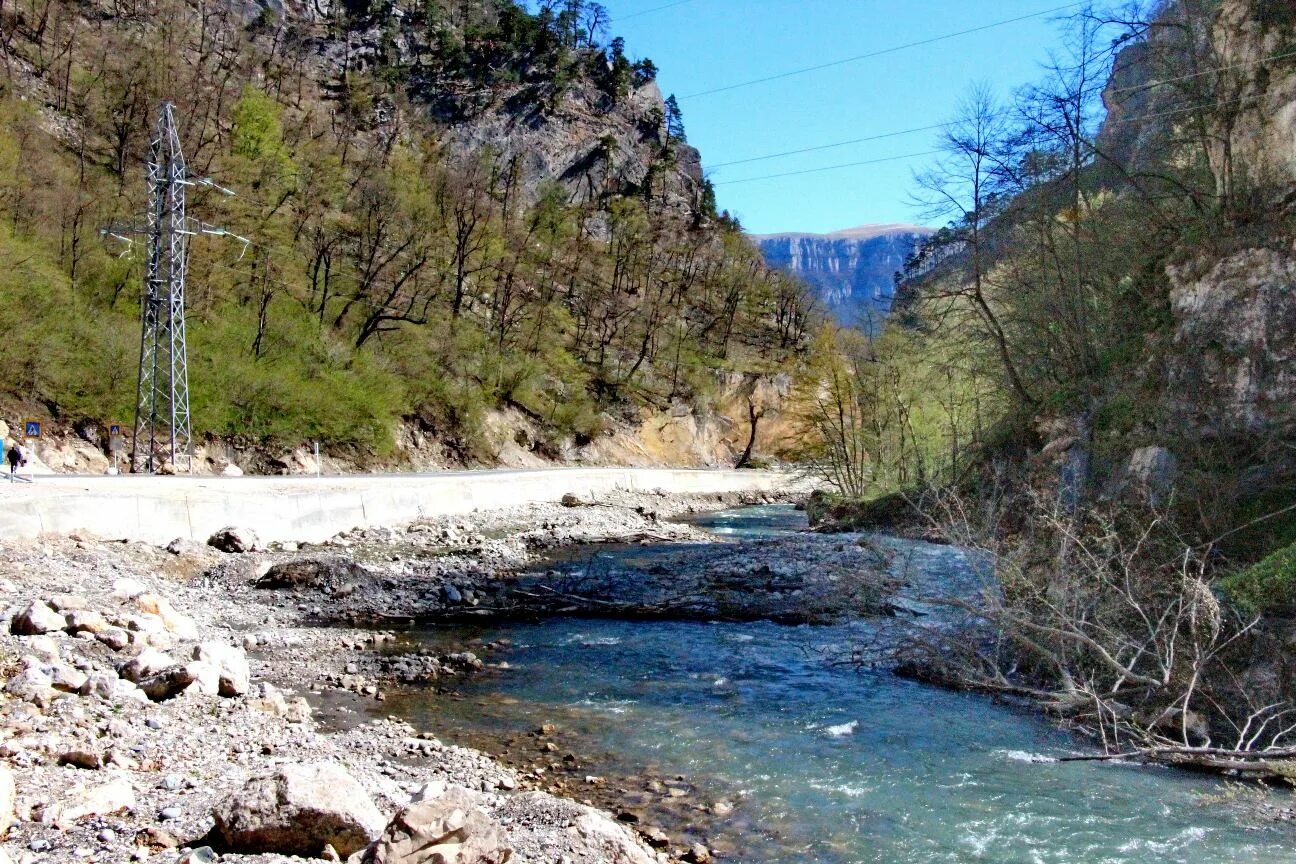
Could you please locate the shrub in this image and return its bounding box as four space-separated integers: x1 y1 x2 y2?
1219 542 1296 616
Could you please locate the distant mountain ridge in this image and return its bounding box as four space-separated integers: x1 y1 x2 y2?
753 224 934 328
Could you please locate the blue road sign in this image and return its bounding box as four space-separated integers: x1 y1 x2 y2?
109 424 122 437
23 421 40 438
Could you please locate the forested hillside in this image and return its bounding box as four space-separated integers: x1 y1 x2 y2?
800 0 1296 768
0 0 814 466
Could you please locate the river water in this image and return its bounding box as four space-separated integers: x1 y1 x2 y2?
383 505 1296 863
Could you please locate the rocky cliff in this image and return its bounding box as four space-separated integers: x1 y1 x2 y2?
284 0 704 216
753 224 933 329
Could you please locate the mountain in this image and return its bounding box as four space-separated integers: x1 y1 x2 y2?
752 224 933 328
0 0 814 471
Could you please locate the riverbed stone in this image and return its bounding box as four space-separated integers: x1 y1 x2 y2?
11 601 67 635
5 662 55 708
357 786 511 864
118 647 176 683
64 609 110 635
192 641 250 696
208 526 262 554
135 594 199 640
0 764 14 837
44 776 136 828
213 762 386 858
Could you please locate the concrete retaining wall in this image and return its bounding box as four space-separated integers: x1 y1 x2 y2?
0 469 794 546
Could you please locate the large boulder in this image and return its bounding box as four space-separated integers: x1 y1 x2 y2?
255 558 367 590
192 642 250 696
356 786 511 864
208 526 262 554
213 762 386 858
11 601 67 636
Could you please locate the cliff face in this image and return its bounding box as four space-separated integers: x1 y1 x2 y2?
268 0 704 216
753 224 933 329
1155 0 1296 439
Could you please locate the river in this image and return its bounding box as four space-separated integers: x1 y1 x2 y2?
378 505 1296 863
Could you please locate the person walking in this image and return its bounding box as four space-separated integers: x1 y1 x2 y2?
6 441 20 478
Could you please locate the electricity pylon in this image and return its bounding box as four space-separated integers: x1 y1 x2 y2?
102 102 244 474
133 102 192 474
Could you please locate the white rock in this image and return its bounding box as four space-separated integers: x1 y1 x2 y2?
43 776 135 829
48 663 88 693
65 609 110 635
21 635 59 661
212 762 386 858
135 595 199 641
183 661 221 696
11 602 67 636
96 628 130 651
111 578 149 601
193 642 250 696
357 785 511 864
221 463 244 477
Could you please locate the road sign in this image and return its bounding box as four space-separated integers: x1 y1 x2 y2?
109 423 122 437
23 420 40 438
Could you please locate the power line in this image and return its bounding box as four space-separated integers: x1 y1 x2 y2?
611 0 695 22
715 150 943 186
680 1 1088 100
706 122 951 170
704 44 1296 175
713 94 1256 186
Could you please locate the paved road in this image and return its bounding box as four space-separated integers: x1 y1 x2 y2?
0 466 795 544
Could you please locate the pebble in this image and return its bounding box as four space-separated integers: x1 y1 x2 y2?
96 828 116 843
145 718 164 730
29 839 51 852
158 806 182 821
160 775 184 791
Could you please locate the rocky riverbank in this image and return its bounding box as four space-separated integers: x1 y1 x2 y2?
0 487 888 864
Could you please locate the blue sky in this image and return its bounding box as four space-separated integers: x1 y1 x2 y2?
599 0 1085 234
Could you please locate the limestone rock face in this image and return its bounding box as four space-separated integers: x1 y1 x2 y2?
213 762 386 858
1168 247 1296 438
358 786 511 864
754 224 933 328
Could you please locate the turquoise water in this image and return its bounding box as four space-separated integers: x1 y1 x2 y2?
391 506 1296 863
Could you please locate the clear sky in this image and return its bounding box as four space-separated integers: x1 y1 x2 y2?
598 0 1085 234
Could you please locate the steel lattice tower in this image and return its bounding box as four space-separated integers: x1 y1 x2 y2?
132 102 193 474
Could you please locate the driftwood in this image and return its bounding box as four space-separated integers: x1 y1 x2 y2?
1057 746 1296 780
